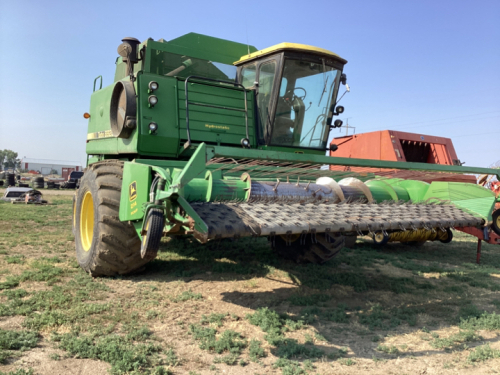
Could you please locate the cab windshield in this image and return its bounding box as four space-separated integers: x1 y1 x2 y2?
271 59 340 149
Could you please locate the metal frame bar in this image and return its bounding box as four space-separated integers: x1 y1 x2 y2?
184 76 249 149
208 145 500 178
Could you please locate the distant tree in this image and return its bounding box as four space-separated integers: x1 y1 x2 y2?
0 149 21 170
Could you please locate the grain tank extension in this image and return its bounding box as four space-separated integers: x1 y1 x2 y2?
75 33 500 276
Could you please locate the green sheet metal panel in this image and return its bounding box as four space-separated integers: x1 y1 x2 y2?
137 73 179 157
423 182 496 221
85 78 139 156
387 179 430 202
365 180 398 202
119 162 152 221
146 33 257 67
177 82 255 147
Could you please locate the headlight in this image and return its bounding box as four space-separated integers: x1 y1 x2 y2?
148 81 159 92
334 119 343 128
336 106 344 114
148 95 158 107
149 122 158 132
241 138 250 148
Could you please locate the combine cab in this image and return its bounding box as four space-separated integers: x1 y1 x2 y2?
74 33 500 276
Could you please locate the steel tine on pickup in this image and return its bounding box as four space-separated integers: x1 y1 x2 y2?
273 179 280 192
300 230 307 245
311 229 317 244
325 228 332 243
269 231 276 248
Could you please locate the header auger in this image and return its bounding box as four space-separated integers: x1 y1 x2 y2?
75 33 500 276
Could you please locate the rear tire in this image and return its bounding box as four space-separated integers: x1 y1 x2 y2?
273 232 344 264
74 160 153 276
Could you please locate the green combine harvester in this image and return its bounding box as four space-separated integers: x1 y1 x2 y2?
75 33 500 276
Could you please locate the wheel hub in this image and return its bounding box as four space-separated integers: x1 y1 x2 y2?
80 191 94 251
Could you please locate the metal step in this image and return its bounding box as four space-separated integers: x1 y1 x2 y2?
190 201 483 242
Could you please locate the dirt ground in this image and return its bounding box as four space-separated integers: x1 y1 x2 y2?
1 193 499 375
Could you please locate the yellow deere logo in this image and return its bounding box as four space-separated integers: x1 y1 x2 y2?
129 181 137 202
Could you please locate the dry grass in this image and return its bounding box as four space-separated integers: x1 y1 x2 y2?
0 195 500 374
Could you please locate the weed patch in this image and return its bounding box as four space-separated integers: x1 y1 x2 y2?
188 324 246 363
0 277 19 290
287 293 330 306
459 312 500 331
0 329 39 364
323 303 349 323
376 344 399 354
273 358 306 375
467 344 500 363
246 308 323 360
430 330 480 349
0 369 34 375
1 289 28 300
5 255 25 264
200 313 227 327
456 304 483 322
170 290 202 302
0 274 110 330
54 332 166 374
248 339 266 362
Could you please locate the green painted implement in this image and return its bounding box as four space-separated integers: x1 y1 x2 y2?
74 33 500 276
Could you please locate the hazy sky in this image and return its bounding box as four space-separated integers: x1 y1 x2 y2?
0 0 498 168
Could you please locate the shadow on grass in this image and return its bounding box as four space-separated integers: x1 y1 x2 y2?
123 232 500 364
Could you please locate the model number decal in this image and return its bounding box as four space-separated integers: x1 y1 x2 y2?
205 124 230 130
87 130 113 140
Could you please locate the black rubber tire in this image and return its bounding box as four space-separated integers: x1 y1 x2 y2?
491 210 500 236
373 231 389 246
34 177 44 183
140 209 165 261
6 173 15 186
74 160 152 276
439 228 453 244
0 180 3 187
273 232 344 264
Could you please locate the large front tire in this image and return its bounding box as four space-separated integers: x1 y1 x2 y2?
74 160 153 276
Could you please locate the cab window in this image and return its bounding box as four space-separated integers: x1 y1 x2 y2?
257 61 277 138
240 64 257 88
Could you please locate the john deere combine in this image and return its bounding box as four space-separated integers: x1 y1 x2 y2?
75 33 500 276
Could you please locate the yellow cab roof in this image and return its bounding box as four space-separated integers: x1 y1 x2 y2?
234 42 347 65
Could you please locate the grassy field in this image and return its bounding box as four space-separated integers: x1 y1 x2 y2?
0 194 499 375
